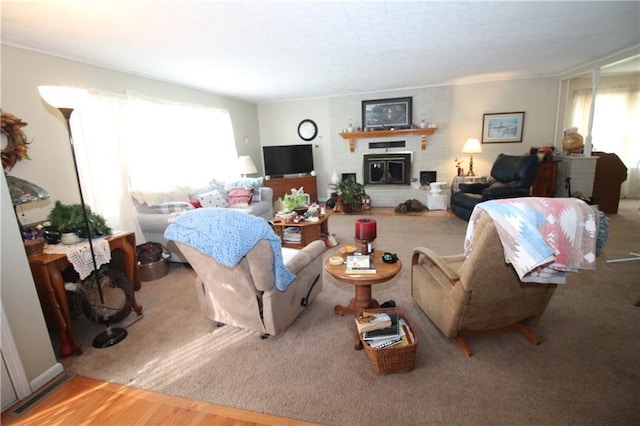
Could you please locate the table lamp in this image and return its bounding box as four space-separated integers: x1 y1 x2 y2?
462 138 482 177
6 175 50 234
238 155 257 178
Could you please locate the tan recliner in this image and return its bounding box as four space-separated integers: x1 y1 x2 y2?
175 238 326 337
411 214 557 356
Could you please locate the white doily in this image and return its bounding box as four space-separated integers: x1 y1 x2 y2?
45 238 111 280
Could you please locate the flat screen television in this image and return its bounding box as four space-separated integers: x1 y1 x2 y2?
263 144 314 177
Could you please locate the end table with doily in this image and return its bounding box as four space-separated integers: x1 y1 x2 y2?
28 231 142 357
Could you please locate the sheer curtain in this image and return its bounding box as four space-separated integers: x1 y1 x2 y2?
571 85 640 197
71 91 238 240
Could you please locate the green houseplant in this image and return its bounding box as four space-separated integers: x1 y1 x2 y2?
282 187 309 212
47 201 111 237
337 177 367 212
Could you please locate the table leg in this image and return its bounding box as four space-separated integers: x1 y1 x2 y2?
334 284 380 317
45 263 82 357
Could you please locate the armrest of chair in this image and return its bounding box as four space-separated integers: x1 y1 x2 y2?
482 186 530 199
412 247 461 285
259 187 273 204
285 240 326 275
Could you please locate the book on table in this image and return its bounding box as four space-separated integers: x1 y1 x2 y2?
355 311 392 334
345 255 376 274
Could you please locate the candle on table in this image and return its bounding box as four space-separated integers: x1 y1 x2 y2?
355 218 377 241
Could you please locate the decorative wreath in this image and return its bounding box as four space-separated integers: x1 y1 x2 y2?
1 112 31 172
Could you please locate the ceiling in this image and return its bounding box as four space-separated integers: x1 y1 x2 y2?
2 1 639 104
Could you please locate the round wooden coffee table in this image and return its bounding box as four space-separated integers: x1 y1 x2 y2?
324 249 402 317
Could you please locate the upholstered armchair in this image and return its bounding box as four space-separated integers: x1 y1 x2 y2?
411 213 557 356
165 208 326 337
450 154 539 221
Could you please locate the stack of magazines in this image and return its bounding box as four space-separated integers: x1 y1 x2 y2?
356 311 415 349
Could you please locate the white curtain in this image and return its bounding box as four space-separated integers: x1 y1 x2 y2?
571 85 640 197
70 91 238 241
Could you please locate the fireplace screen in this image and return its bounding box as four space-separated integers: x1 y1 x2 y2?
363 153 412 185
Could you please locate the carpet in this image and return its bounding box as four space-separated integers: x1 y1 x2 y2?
59 201 640 425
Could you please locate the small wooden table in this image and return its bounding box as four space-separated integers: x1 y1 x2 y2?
324 249 402 317
270 214 329 249
28 231 143 357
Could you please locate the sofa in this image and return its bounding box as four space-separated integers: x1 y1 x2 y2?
132 177 273 262
450 154 539 221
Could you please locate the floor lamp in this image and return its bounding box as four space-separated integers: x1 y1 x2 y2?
39 86 127 348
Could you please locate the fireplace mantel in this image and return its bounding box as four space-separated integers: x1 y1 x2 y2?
339 127 437 152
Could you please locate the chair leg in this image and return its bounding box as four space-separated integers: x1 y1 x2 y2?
454 336 473 357
454 322 541 357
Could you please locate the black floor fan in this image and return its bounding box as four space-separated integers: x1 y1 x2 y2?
39 86 127 348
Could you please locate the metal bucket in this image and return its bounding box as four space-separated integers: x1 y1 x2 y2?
138 258 169 281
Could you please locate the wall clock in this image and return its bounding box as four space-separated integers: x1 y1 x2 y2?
297 119 318 141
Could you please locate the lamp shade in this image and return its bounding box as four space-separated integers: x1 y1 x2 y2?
38 86 88 109
6 176 50 206
238 155 257 176
462 138 482 154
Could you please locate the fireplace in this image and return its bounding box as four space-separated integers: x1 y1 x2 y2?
363 152 412 185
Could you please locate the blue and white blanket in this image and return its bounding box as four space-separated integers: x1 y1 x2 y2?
165 208 295 291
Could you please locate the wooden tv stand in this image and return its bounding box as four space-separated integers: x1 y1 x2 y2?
264 175 318 202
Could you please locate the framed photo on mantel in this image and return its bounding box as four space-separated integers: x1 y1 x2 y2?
482 112 525 143
362 96 412 130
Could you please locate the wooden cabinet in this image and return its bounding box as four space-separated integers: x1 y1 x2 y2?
264 175 318 202
339 127 437 152
531 161 559 197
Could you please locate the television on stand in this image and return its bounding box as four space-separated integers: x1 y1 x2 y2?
263 144 314 178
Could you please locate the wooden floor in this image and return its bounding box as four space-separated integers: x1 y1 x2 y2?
2 375 319 426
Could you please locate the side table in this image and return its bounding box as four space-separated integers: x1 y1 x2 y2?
270 215 329 249
451 175 489 193
28 231 143 357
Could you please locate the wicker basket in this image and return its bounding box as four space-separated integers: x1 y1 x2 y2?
24 239 45 257
360 308 418 375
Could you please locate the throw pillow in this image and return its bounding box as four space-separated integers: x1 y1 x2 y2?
198 189 228 208
227 187 254 208
225 177 264 202
188 200 202 209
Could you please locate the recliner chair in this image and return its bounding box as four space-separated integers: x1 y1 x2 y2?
411 213 557 356
165 208 326 336
450 154 539 221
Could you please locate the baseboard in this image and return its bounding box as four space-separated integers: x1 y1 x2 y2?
29 363 64 392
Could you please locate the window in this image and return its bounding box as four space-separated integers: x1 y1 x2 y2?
71 91 238 234
571 84 640 197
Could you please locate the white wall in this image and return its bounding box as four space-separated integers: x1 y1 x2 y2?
258 77 560 202
449 77 559 177
258 98 330 193
1 173 60 384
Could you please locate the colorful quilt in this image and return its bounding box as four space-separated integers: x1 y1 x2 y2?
465 198 598 284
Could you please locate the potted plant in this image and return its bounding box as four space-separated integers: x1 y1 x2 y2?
337 178 367 212
47 201 111 243
282 187 309 213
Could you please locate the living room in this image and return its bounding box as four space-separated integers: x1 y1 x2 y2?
2 2 639 424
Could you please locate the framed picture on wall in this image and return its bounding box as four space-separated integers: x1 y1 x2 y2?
362 97 412 130
482 112 525 143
